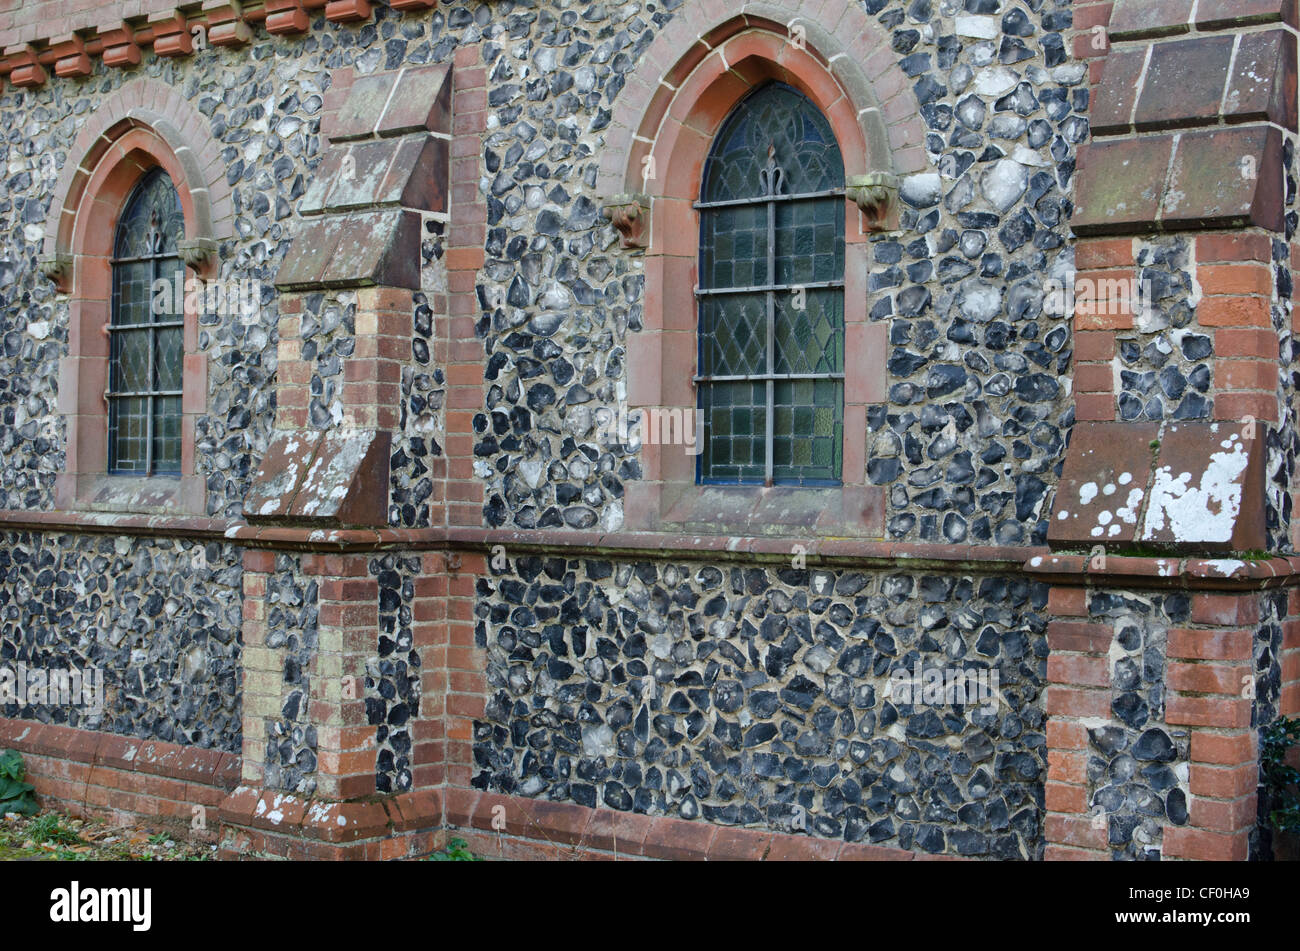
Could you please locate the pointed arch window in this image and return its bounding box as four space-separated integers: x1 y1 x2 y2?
109 168 186 475
696 82 846 486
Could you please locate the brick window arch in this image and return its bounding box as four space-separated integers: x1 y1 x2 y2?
42 79 232 516
615 21 928 539
52 124 216 515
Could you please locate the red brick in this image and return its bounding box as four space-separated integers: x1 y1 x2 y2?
1201 264 1274 297
1073 363 1113 394
583 809 653 856
1168 628 1252 661
1167 662 1251 696
1189 795 1257 832
1045 814 1108 850
706 826 772 860
1074 392 1116 421
1216 359 1277 391
1048 654 1111 687
1045 781 1087 813
1046 686 1111 718
1215 392 1279 424
1048 750 1087 784
1074 330 1116 362
1162 826 1249 861
1166 696 1252 728
1197 231 1274 263
1198 296 1272 328
764 834 841 861
1047 720 1089 750
1076 237 1134 269
1191 593 1261 626
1047 621 1113 653
836 842 913 861
642 817 716 861
1216 327 1279 358
1189 763 1258 798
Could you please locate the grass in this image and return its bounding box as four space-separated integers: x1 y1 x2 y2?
0 809 215 861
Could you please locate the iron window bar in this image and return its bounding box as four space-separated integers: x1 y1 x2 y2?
694 373 845 384
106 389 184 399
694 279 845 297
693 187 845 210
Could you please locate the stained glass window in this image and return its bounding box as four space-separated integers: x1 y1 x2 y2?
696 83 845 486
109 168 186 475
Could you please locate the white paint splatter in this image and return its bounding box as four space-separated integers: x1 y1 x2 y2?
1141 436 1249 543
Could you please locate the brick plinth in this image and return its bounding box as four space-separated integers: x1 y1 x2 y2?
0 719 238 842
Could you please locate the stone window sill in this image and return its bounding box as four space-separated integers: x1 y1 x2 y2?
628 482 884 538
56 473 207 518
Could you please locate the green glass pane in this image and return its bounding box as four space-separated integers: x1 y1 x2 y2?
701 381 766 483
774 288 844 376
113 261 154 326
702 83 845 202
772 380 843 484
700 204 768 289
113 329 150 392
110 396 149 473
156 327 183 391
774 198 844 286
153 396 182 474
699 293 767 378
114 168 184 259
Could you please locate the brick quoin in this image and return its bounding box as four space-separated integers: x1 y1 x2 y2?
2 0 1299 869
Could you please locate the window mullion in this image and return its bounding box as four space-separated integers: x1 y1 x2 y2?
145 256 158 475
764 194 776 488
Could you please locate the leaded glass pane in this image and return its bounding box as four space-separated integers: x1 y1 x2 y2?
156 327 183 392
772 380 842 484
153 396 182 473
699 203 767 289
702 84 845 202
114 260 154 325
112 329 150 392
697 83 846 486
699 294 767 378
110 397 149 474
114 170 184 259
701 382 767 484
109 168 186 476
774 198 844 285
774 289 843 377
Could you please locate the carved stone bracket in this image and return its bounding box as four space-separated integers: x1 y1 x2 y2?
846 173 900 234
38 253 72 292
602 193 651 250
178 237 218 270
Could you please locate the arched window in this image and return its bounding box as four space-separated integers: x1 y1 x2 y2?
109 168 185 475
697 82 845 487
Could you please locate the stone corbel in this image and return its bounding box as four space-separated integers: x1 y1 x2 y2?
204 1 253 47
265 0 311 35
602 193 651 250
178 238 218 271
39 253 73 292
846 173 900 233
51 34 92 79
5 44 48 88
98 23 142 68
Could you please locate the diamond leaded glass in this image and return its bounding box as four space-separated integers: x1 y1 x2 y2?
697 83 845 486
109 168 186 475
